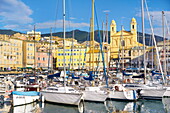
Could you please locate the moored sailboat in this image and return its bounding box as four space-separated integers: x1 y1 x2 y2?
108 84 138 101
41 86 83 106
137 0 167 100
81 0 108 103
40 0 83 106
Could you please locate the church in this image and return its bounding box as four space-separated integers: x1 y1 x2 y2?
109 18 145 69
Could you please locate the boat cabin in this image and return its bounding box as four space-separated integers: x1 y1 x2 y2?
46 87 78 93
85 87 101 92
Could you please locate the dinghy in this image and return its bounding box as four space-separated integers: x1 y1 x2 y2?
12 91 40 106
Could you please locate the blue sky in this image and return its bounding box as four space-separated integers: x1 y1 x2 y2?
0 0 170 37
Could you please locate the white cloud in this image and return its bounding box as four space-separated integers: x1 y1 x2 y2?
36 20 90 29
4 20 90 31
0 0 33 24
146 27 170 39
103 10 110 13
4 24 33 31
136 11 170 27
70 17 76 20
136 11 170 38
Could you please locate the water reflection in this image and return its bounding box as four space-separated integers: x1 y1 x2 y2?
106 100 138 112
106 99 166 113
42 103 81 113
139 100 165 113
162 98 170 113
84 102 108 113
11 102 41 113
0 99 168 113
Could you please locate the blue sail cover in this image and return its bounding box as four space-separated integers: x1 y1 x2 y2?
66 71 70 75
132 74 144 78
83 71 94 81
47 72 61 79
71 73 80 79
122 70 133 76
12 91 40 96
151 70 162 76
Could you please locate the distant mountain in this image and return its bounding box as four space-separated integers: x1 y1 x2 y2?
42 29 164 46
0 29 21 35
137 32 164 46
0 29 164 46
42 29 89 43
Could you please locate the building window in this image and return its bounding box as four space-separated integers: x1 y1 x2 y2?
112 27 114 31
132 25 134 29
121 40 125 46
129 50 131 56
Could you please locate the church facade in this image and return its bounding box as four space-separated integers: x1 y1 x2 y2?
109 18 144 69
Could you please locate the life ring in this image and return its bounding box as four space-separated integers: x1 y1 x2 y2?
115 86 119 91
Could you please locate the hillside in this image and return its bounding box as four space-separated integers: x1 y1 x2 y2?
0 29 21 35
0 29 164 46
42 29 163 46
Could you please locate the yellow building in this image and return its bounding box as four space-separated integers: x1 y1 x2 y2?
55 37 78 47
0 35 23 70
56 44 86 70
23 40 36 68
84 41 110 71
27 30 41 41
110 18 144 68
9 38 23 69
110 18 143 58
0 40 10 70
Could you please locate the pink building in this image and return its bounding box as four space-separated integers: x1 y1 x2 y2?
36 47 53 70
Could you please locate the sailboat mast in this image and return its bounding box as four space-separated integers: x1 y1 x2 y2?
63 0 66 87
90 0 95 71
34 25 36 76
162 11 167 75
106 14 108 43
121 25 124 70
141 0 147 84
48 27 52 72
106 14 109 75
71 30 74 70
151 15 154 70
144 0 165 83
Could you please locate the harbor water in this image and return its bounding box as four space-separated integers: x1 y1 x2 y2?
1 98 170 113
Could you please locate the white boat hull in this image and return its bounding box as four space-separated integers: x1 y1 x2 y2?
83 91 107 102
108 90 138 101
41 91 83 106
13 102 40 113
15 83 26 88
140 88 166 100
163 87 170 97
12 94 39 106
